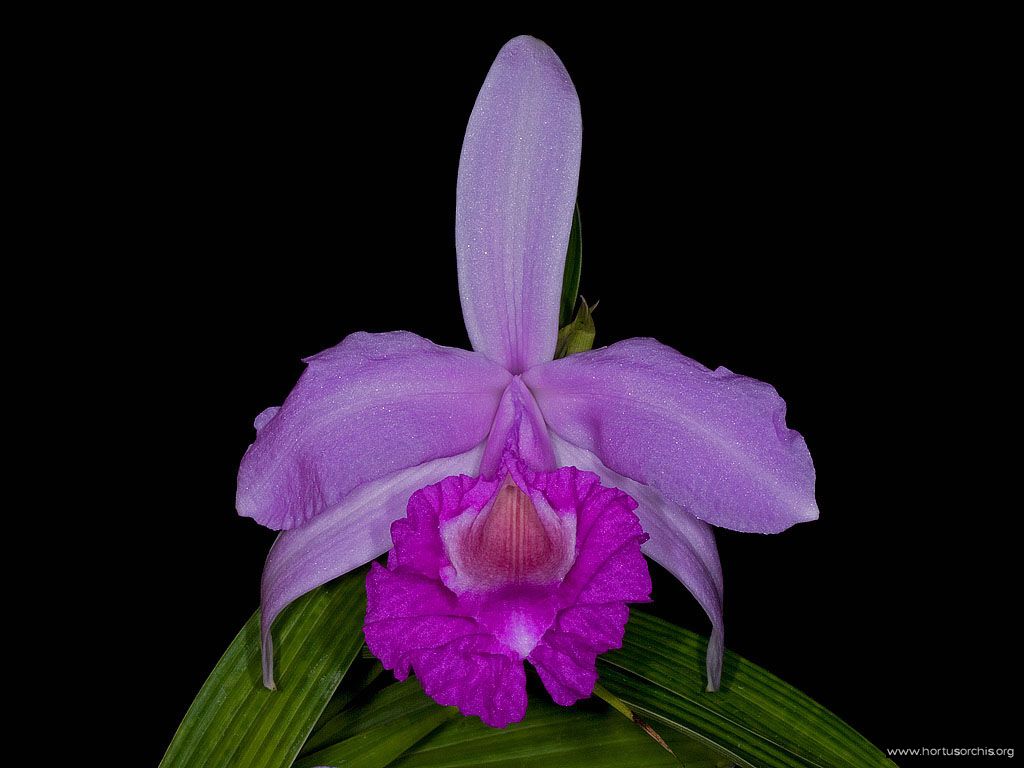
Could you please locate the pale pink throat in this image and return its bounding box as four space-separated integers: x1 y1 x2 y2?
441 474 576 594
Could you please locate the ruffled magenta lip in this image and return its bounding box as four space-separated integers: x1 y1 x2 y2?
363 457 651 728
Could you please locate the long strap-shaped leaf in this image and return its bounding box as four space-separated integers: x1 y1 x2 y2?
296 699 454 768
301 676 723 768
597 611 895 768
160 568 368 768
390 692 717 767
302 676 442 756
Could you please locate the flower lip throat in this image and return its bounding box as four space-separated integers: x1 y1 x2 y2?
441 473 576 594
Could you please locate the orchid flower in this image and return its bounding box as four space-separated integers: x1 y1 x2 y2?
237 36 818 728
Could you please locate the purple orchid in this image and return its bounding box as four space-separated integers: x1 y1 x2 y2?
237 36 818 728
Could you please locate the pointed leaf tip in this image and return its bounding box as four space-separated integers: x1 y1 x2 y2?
559 203 583 327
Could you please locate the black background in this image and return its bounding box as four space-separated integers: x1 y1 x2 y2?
110 21 1015 765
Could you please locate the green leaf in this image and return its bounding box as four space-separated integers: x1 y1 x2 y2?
558 203 583 327
387 684 719 768
160 568 368 768
303 677 440 755
301 675 726 767
598 611 895 768
555 297 596 359
592 681 677 755
296 701 454 768
311 657 384 737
